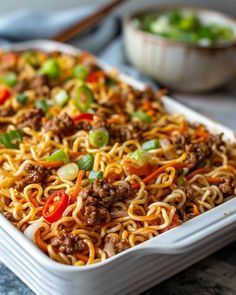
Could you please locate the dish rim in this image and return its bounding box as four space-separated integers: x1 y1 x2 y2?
0 39 236 273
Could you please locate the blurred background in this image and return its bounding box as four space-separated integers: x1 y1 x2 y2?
0 0 236 16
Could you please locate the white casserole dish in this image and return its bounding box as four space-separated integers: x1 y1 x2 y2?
0 40 236 295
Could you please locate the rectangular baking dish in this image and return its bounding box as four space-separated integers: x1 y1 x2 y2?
0 40 236 295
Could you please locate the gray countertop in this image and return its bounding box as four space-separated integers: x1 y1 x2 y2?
1 82 236 295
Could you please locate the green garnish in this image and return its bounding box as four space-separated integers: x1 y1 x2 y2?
1 72 17 87
130 149 151 166
16 93 28 105
35 99 49 113
40 58 61 79
77 154 94 171
88 170 104 183
22 51 39 67
0 130 22 149
46 150 69 164
177 175 186 187
54 89 69 107
89 128 110 148
136 10 234 45
72 64 88 80
132 111 152 123
142 139 160 151
74 84 94 112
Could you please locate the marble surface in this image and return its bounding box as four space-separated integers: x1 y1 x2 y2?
1 82 236 295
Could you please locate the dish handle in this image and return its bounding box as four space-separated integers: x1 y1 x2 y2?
143 197 236 254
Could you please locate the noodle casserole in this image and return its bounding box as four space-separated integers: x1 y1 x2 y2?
0 41 236 270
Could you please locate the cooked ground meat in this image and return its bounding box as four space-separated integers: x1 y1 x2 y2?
76 121 92 132
92 114 108 130
171 133 191 150
109 121 149 144
81 179 133 226
217 175 236 196
29 74 49 96
17 108 44 130
51 232 86 255
16 163 50 191
179 185 195 201
14 79 28 93
43 113 76 137
104 235 130 255
211 133 225 149
0 106 15 117
185 140 212 169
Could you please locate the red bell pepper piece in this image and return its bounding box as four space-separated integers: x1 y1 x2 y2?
0 88 11 105
1 52 18 66
73 113 94 122
42 190 69 223
87 71 104 83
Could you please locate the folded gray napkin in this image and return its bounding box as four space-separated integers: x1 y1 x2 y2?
0 6 157 88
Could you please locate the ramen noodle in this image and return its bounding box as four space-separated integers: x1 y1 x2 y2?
0 50 235 266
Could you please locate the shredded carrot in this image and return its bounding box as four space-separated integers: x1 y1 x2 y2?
35 229 48 252
186 167 211 180
70 170 85 203
179 121 188 134
132 162 189 189
207 177 222 184
37 161 64 168
193 204 200 216
75 253 89 263
107 117 121 124
29 190 39 207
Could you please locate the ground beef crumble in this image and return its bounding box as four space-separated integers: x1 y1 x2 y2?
80 179 133 226
0 106 15 117
104 235 130 255
43 113 76 137
16 164 50 191
51 232 86 255
17 108 44 130
217 175 236 196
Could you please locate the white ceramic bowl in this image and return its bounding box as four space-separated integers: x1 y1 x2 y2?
124 6 236 92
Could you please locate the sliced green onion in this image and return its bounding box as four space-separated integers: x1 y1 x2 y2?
16 93 28 105
57 163 79 181
74 84 94 112
0 130 22 149
177 175 186 187
130 149 151 166
22 51 39 67
89 128 109 148
132 111 152 123
46 150 69 164
88 170 103 184
72 64 88 80
54 89 69 107
1 72 17 87
40 58 60 79
141 139 160 151
35 99 49 113
77 154 94 171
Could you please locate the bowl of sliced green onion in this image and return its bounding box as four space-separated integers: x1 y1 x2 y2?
124 6 236 92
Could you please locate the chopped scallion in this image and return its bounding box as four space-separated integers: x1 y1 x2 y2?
141 139 160 151
77 154 94 171
132 111 152 123
46 150 69 164
88 170 103 183
89 128 109 148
